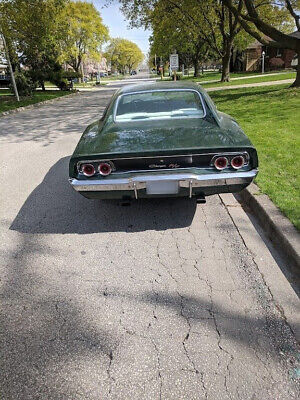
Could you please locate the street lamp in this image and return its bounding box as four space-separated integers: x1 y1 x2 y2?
262 51 265 74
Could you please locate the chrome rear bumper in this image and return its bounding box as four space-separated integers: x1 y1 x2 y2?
69 169 258 199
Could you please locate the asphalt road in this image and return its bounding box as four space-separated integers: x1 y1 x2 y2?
0 84 299 400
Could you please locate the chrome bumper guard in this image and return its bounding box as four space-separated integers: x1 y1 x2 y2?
69 169 258 199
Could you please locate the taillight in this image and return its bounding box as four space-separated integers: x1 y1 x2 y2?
98 162 112 176
81 163 95 177
231 155 245 169
214 156 228 170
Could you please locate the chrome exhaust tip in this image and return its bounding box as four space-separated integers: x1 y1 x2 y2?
196 195 206 204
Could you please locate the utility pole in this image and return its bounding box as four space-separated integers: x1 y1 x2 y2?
0 25 19 101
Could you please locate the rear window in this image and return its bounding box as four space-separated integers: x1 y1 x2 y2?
115 90 205 122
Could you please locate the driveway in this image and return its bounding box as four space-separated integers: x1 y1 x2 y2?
0 87 299 400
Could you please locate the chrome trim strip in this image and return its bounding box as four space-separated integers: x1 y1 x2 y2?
113 89 207 122
69 169 258 192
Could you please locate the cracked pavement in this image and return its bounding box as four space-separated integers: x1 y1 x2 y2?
0 86 299 399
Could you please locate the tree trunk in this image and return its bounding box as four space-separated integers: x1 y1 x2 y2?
221 41 233 82
193 60 199 77
290 51 300 87
40 81 45 91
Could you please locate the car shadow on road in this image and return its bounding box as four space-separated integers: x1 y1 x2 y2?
10 156 197 234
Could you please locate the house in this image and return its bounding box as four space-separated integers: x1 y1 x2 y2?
243 31 299 72
0 50 10 86
82 56 109 78
0 42 10 85
0 39 8 74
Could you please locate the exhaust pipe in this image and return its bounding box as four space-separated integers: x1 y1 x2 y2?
196 195 206 204
120 196 132 206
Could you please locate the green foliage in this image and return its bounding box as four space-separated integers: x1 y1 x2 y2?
1 0 108 88
149 0 216 75
61 70 81 80
60 1 109 72
119 0 296 82
9 71 36 96
46 69 80 90
1 0 69 87
104 38 143 73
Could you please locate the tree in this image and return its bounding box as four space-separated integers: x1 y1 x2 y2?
61 1 109 75
223 0 300 86
119 0 294 81
149 1 213 76
0 0 69 90
119 0 247 81
104 38 143 74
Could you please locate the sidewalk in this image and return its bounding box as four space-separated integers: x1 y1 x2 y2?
199 71 293 85
205 78 294 91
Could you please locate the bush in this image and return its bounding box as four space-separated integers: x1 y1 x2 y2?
269 57 285 69
56 78 71 91
48 70 79 90
61 71 81 80
10 71 36 96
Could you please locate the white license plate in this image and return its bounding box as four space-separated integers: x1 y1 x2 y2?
146 180 179 195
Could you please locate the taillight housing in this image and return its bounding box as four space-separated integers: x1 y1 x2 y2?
81 163 96 177
231 155 245 169
98 162 112 176
211 153 249 171
214 156 228 170
78 160 115 177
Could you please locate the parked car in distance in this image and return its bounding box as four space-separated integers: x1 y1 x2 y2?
69 82 258 202
130 70 137 75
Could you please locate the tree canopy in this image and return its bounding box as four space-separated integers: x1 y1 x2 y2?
0 0 68 87
0 0 110 89
119 0 297 82
60 1 109 73
104 38 143 73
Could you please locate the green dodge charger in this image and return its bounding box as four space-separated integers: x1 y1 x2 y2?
69 82 258 202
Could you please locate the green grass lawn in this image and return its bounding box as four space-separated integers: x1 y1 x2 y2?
0 90 72 113
202 71 296 88
209 84 300 230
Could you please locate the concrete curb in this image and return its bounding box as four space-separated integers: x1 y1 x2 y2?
0 91 81 118
220 192 300 342
238 183 300 270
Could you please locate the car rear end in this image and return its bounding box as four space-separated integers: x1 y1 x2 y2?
69 148 258 200
69 84 258 201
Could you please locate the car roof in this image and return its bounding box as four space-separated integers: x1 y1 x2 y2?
116 81 202 95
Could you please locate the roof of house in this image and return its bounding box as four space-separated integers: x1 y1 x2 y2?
246 40 263 49
289 31 300 39
246 31 299 49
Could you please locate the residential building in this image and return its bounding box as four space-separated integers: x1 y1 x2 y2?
243 31 299 72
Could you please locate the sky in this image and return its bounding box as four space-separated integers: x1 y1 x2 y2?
91 0 151 55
